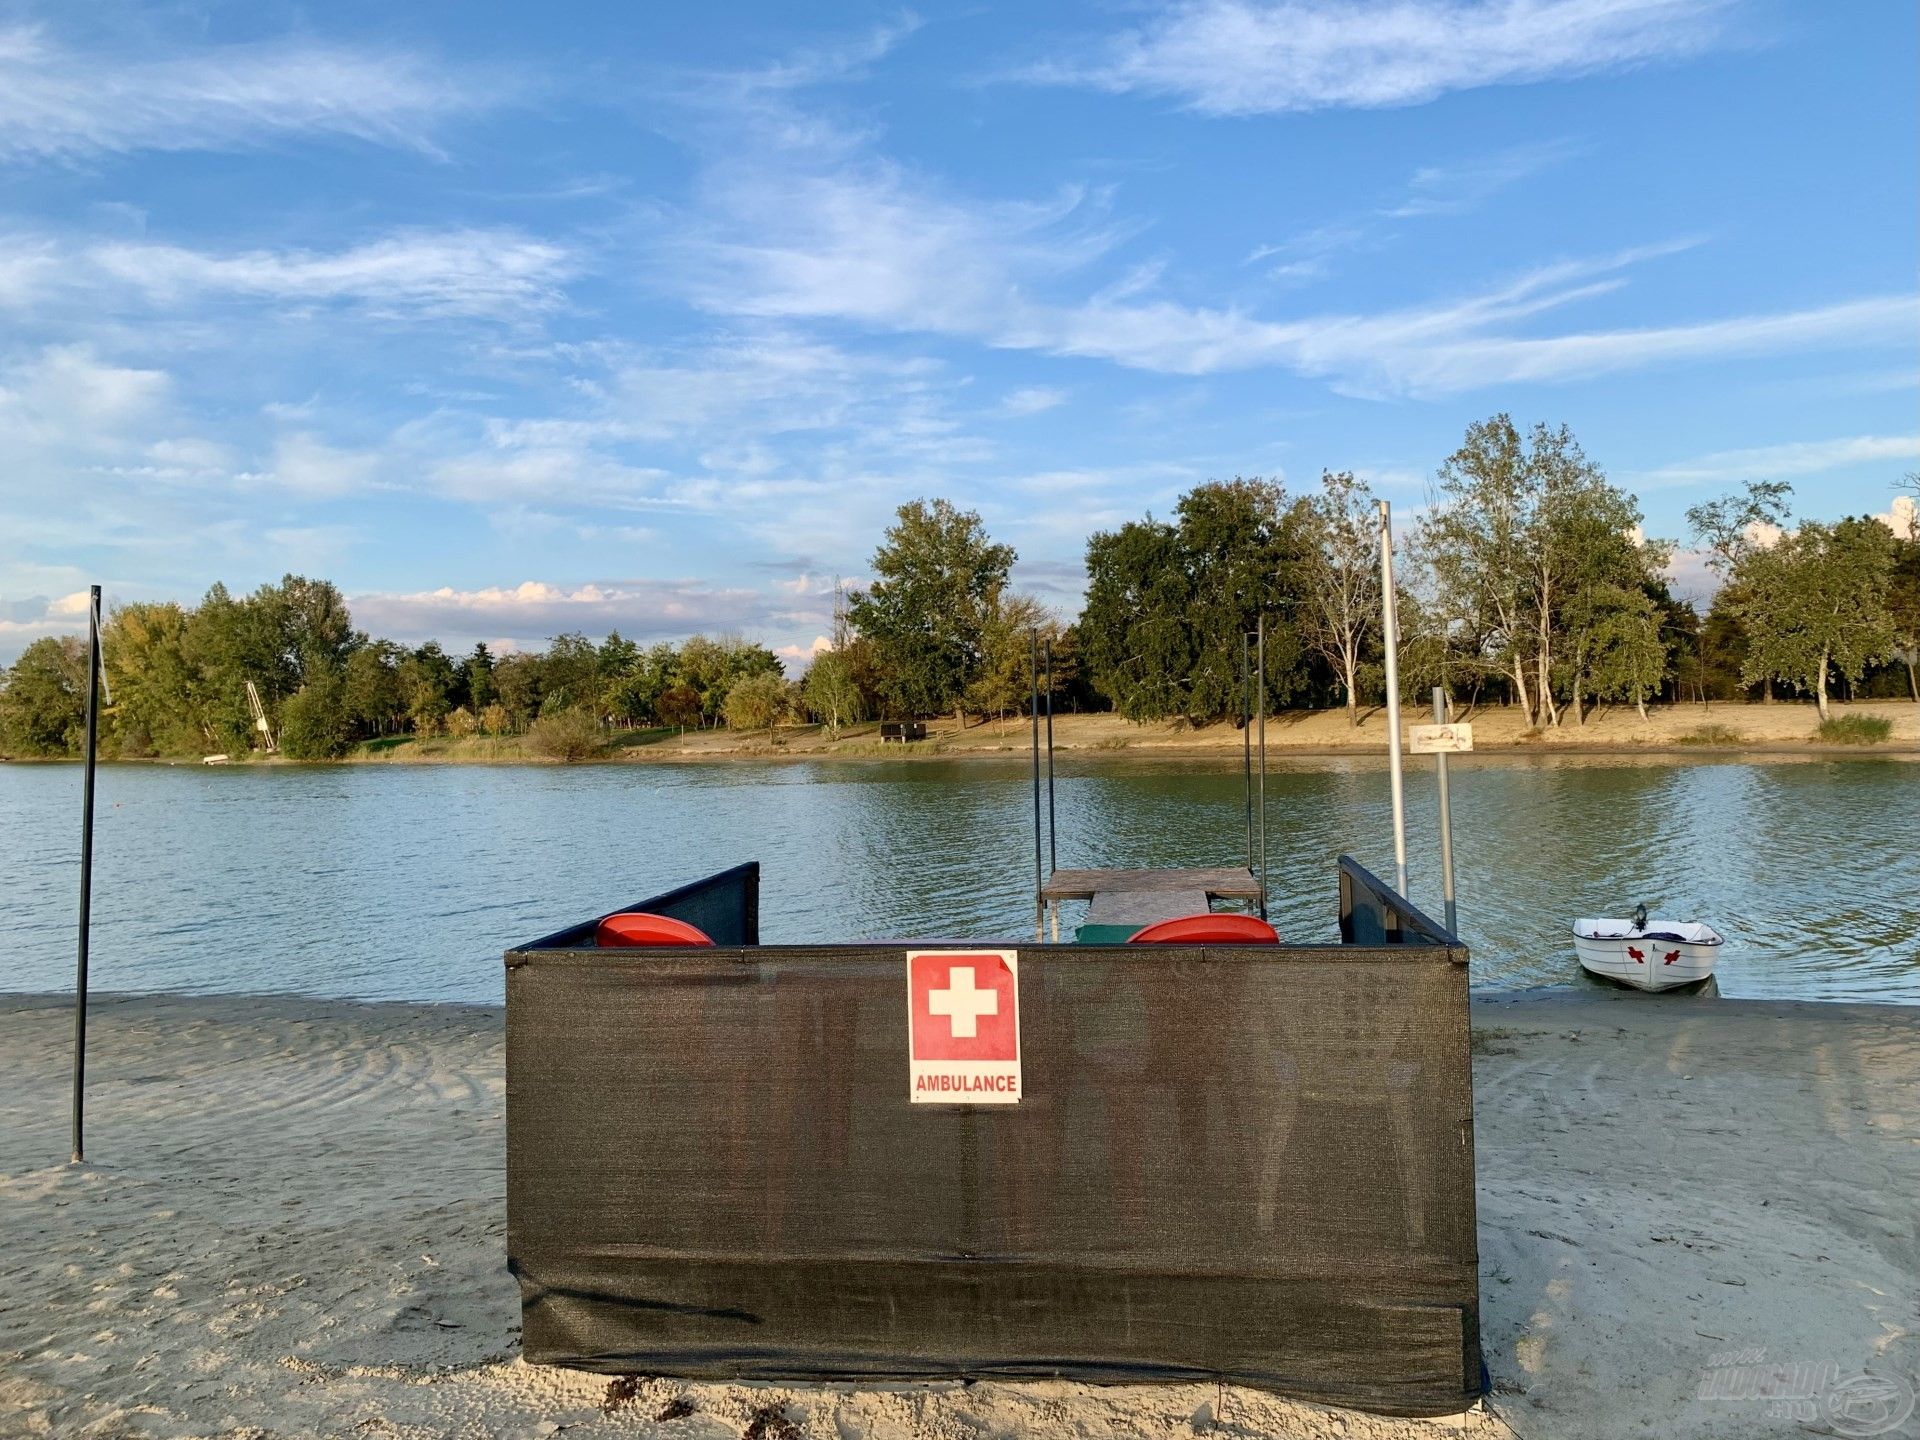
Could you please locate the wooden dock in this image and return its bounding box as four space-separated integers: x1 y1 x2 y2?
1041 867 1261 940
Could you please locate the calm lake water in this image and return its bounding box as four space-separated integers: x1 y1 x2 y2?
1 754 1915 1005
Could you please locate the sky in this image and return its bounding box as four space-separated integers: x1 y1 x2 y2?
1 0 1915 666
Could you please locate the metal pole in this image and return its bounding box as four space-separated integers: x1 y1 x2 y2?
1255 613 1268 922
1241 632 1253 870
71 584 102 1165
1030 629 1044 942
1433 687 1458 934
1379 501 1409 898
1043 637 1057 875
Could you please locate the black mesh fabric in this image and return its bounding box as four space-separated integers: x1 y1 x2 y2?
505 887 1482 1417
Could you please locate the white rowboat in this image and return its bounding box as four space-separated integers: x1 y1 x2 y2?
1573 918 1724 991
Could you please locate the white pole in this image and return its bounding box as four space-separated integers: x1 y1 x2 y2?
1378 501 1409 897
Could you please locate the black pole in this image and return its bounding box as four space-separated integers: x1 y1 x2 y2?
1242 631 1253 871
1030 629 1044 942
1256 613 1267 922
71 584 101 1166
1043 637 1057 874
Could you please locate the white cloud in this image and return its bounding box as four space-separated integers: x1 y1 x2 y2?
0 24 490 162
1632 434 1920 491
998 386 1068 417
0 345 175 488
1875 495 1917 541
1383 138 1584 217
253 433 384 498
663 110 1912 396
349 578 785 648
1021 0 1734 116
89 230 574 318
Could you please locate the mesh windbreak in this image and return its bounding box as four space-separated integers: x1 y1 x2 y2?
506 941 1481 1416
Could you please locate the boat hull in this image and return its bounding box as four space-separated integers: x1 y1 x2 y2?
1573 931 1719 991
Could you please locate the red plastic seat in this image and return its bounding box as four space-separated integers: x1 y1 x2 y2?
595 912 715 947
1127 913 1278 944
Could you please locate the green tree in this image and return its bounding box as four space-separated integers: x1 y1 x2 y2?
656 682 702 731
802 649 864 737
343 640 405 736
1298 470 1380 726
597 631 640 682
723 670 787 739
964 591 1054 725
0 636 87 755
1736 517 1895 720
493 652 543 731
399 643 456 736
279 668 354 759
103 601 198 755
1080 479 1304 722
540 632 599 714
847 499 1015 721
1887 533 1919 703
463 643 496 712
1585 588 1670 722
1421 416 1653 726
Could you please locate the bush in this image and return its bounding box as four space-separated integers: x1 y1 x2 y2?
1815 714 1892 745
279 672 353 759
479 702 511 736
528 706 604 762
1676 724 1744 746
445 705 478 739
723 672 788 737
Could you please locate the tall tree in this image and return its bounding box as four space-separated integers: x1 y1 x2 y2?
1420 416 1539 723
0 636 87 755
1297 470 1380 726
1080 478 1305 722
103 601 198 755
1887 533 1919 703
1736 517 1895 720
847 499 1015 721
1422 416 1656 726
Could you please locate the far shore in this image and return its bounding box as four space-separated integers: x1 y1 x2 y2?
7 699 1914 767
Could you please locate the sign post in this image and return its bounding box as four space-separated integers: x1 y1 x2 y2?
1427 690 1461 933
1377 502 1408 898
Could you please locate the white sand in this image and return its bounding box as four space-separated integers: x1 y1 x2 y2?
1 989 1912 1439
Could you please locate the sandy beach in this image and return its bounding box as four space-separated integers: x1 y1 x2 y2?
1 989 1913 1440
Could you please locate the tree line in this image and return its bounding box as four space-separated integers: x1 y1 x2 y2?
4 414 1915 760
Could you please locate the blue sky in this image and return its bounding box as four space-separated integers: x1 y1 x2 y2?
1 0 1915 664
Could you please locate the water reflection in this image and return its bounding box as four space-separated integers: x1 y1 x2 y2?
0 753 1913 1004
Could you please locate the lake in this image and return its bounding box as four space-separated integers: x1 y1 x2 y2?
1 754 1914 1005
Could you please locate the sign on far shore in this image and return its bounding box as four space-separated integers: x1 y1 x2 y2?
1408 722 1473 754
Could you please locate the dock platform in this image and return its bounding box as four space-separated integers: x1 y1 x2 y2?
1042 866 1261 941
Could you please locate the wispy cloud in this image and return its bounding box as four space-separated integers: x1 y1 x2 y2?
665 141 1912 394
88 230 575 318
1018 0 1735 116
1632 434 1920 491
0 24 492 162
998 386 1069 417
1383 137 1585 216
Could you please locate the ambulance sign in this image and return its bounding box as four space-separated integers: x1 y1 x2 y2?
906 950 1021 1104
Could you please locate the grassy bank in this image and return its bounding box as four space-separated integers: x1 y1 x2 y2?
325 700 1920 766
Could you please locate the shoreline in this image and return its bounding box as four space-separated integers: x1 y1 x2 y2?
5 699 1915 768
4 987 1914 1438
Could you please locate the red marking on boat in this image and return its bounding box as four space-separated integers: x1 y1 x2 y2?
1626 946 1645 963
